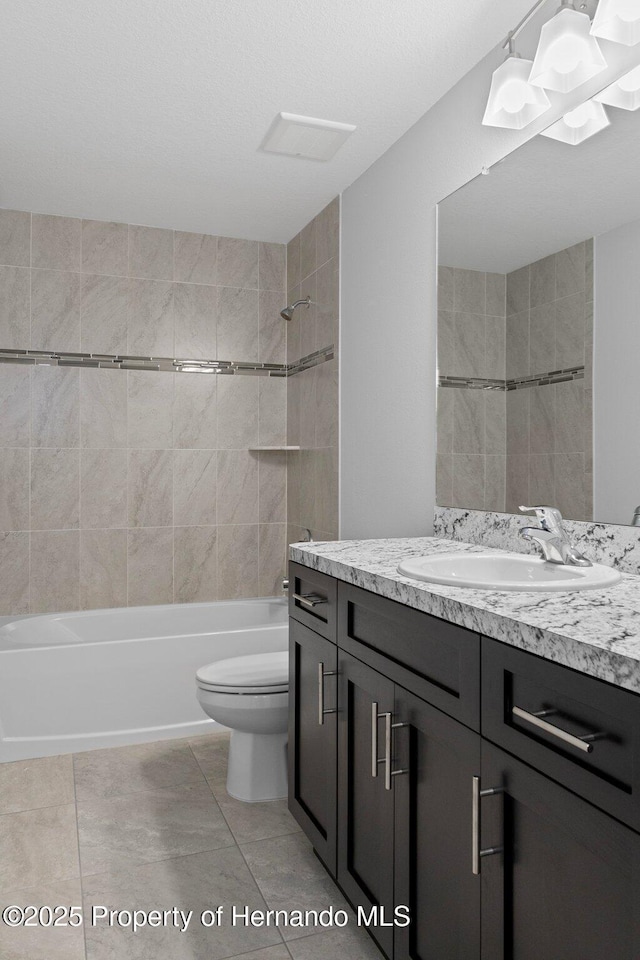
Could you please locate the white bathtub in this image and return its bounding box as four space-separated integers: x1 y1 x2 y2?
0 598 288 762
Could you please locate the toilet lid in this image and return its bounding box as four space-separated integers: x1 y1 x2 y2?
196 651 289 694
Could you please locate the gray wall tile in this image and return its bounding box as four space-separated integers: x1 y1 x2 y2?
128 449 173 527
218 524 259 599
217 286 259 361
174 375 217 449
80 274 129 354
218 237 259 288
0 265 30 345
32 215 81 272
0 209 30 266
128 225 173 280
174 526 217 603
0 532 29 614
80 528 127 610
0 365 31 447
174 449 217 526
0 448 29 530
174 282 217 359
127 370 174 448
217 377 259 449
259 242 286 292
259 523 286 597
80 449 127 529
127 527 173 606
217 450 258 525
80 369 127 448
31 268 81 352
127 278 174 356
32 367 79 448
82 219 128 276
174 231 217 284
30 531 80 613
30 448 80 531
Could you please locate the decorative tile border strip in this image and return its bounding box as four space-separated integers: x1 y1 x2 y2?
0 345 334 377
439 365 585 392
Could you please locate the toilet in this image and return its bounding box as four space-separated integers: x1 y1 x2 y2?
195 651 289 803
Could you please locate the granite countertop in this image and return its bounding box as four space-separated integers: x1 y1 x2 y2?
289 537 640 696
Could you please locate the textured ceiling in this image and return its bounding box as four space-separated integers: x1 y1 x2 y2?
0 0 534 242
439 106 640 274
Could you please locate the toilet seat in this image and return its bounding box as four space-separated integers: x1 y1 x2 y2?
196 651 289 695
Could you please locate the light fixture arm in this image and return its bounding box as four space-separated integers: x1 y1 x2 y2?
501 0 555 49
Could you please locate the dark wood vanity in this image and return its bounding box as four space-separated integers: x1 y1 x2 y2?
288 560 640 960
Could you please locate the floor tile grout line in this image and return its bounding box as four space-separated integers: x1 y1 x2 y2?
71 755 90 960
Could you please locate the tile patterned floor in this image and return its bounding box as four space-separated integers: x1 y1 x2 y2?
0 733 381 960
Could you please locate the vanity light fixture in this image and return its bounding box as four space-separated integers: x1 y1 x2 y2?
540 97 610 144
591 0 640 47
594 64 640 110
529 2 607 94
482 39 552 129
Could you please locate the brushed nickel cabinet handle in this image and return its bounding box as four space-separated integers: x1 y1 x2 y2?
472 776 503 876
317 662 337 726
294 593 328 609
512 705 601 754
371 704 409 789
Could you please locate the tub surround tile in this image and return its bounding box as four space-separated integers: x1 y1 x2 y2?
259 290 287 365
0 264 30 345
174 281 217 359
315 257 338 352
80 274 129 354
127 371 174 448
128 225 173 281
258 453 287 524
454 268 485 315
217 237 259 289
81 219 128 277
77 783 233 875
31 268 81 352
127 527 173 606
315 196 339 270
0 532 29 615
174 231 218 284
0 879 85 960
31 215 81 272
218 524 259 600
0 448 29 531
0 366 31 447
295 524 640 694
259 242 286 293
217 377 259 449
217 450 258 525
259 377 287 447
30 531 80 614
128 449 173 527
30 448 80 531
32 366 80 448
0 803 79 896
127 278 174 356
299 220 316 283
217 286 259 362
80 368 127 448
0 208 31 266
259 523 287 598
174 449 217 526
80 529 127 610
174 525 218 603
0 755 74 815
287 233 300 290
173 375 217 449
80 449 127 529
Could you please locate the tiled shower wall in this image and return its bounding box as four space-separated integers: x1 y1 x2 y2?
437 240 593 522
286 198 340 545
0 209 288 614
436 266 507 510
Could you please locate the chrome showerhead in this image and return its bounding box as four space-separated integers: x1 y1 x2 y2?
280 296 311 321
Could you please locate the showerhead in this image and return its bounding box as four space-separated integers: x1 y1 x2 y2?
280 296 311 321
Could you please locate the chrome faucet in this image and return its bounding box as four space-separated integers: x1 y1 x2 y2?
519 505 592 567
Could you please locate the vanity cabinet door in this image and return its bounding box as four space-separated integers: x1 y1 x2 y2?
337 651 396 959
480 741 640 960
288 619 338 874
393 686 481 960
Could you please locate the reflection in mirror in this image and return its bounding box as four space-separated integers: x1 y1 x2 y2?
437 102 640 527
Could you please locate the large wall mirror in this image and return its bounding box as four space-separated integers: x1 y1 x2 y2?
437 100 640 527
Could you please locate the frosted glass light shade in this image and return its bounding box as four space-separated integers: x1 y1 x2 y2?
482 57 552 129
540 99 610 144
591 0 640 47
595 65 640 110
530 8 607 93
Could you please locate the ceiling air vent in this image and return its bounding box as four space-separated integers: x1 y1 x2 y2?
261 112 356 161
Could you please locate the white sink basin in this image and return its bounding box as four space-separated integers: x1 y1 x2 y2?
397 552 621 592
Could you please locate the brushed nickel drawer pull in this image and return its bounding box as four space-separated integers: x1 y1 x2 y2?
317 662 337 726
294 592 328 609
371 706 409 789
512 705 601 754
472 776 504 876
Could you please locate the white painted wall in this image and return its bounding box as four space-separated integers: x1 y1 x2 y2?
339 19 640 540
594 220 640 526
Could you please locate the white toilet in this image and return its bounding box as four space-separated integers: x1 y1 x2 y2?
195 651 289 802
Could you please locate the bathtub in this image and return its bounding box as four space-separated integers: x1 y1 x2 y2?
0 598 288 762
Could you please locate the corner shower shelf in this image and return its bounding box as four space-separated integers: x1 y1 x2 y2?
248 446 301 452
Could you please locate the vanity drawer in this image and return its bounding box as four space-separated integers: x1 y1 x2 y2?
337 582 480 729
482 636 640 831
289 562 337 642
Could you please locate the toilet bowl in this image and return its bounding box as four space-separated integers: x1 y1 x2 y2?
195 651 289 802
